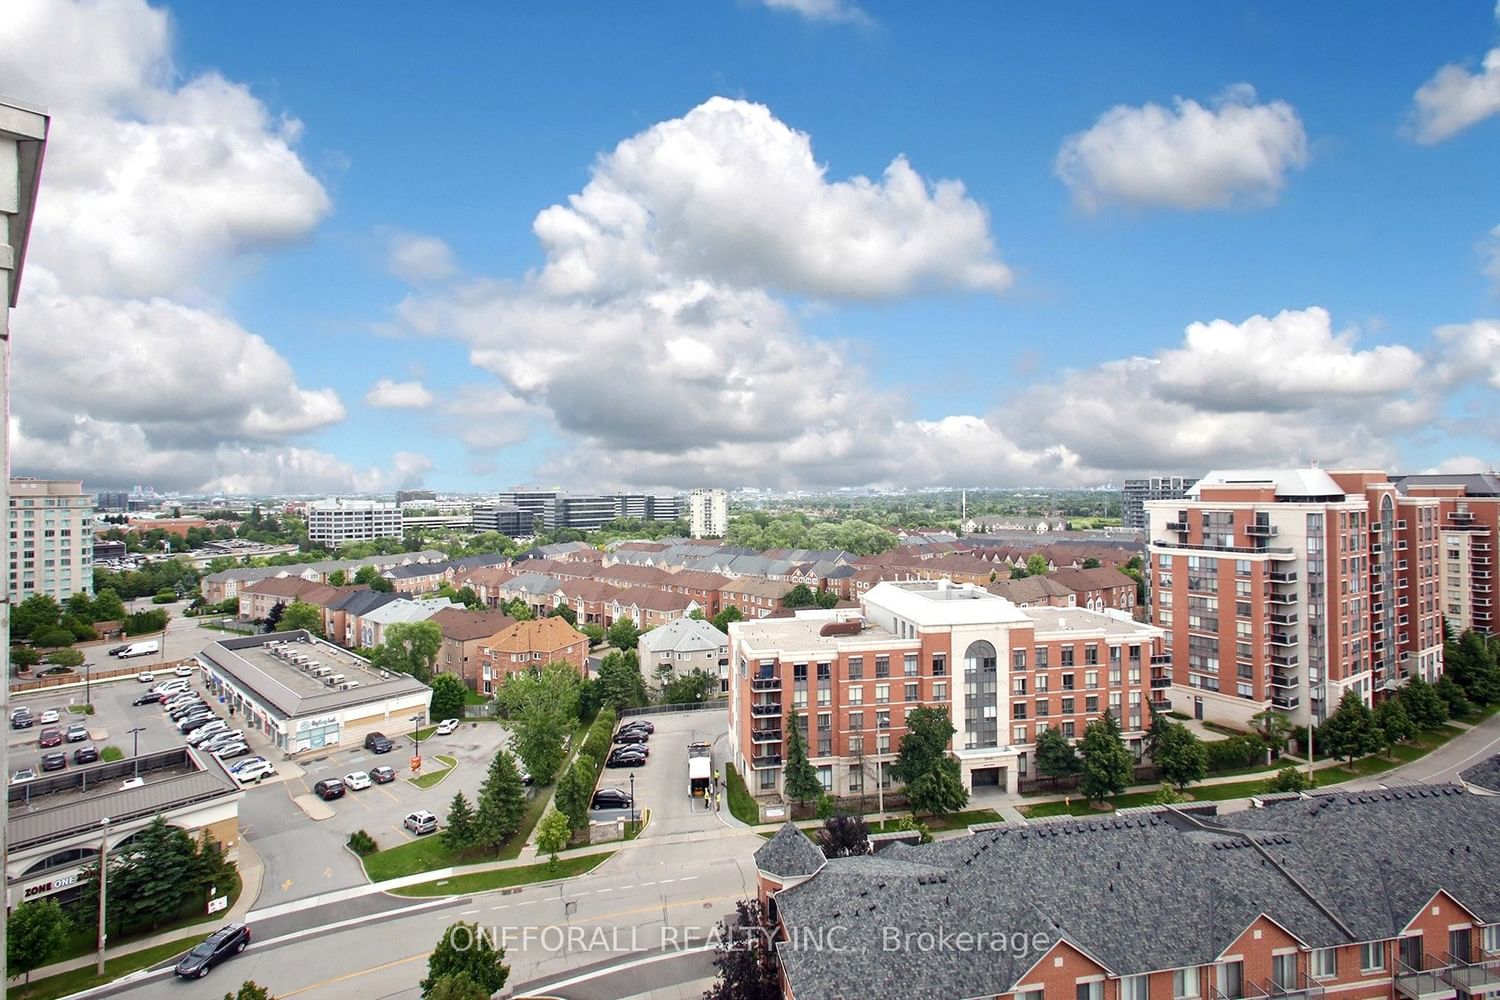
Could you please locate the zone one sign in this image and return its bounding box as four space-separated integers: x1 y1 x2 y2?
23 869 81 900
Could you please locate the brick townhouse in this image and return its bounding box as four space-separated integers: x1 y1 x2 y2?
727 580 1164 800
593 562 674 590
1050 565 1138 613
756 785 1500 1000
985 574 1074 607
454 566 515 608
493 572 565 618
720 576 790 619
236 577 343 623
431 606 516 693
477 617 590 686
608 585 701 628
660 569 730 618
558 578 625 626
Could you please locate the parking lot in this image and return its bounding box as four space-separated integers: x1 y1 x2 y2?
7 668 211 780
592 708 728 838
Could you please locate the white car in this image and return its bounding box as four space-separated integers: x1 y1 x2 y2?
211 742 250 760
186 722 228 745
229 756 267 774
434 718 460 736
38 709 60 725
11 767 36 784
343 770 372 791
404 810 438 835
233 760 275 783
173 665 195 678
200 731 245 753
136 671 156 684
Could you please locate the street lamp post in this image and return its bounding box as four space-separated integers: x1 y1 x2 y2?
127 726 146 778
95 817 111 975
84 660 91 707
629 771 636 826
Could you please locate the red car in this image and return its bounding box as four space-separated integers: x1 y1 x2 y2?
38 728 63 748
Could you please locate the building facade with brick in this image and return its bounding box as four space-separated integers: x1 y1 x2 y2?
727 580 1163 800
477 617 590 684
720 576 789 619
430 607 517 693
1146 469 1443 730
1394 473 1500 637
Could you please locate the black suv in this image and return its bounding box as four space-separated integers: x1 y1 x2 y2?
591 787 633 810
313 778 346 800
175 923 251 978
364 732 393 753
40 751 66 772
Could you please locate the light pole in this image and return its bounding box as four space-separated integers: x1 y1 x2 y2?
84 660 92 707
127 727 146 778
410 713 425 773
96 817 110 975
629 771 636 826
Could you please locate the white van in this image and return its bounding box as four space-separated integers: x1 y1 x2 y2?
117 640 161 659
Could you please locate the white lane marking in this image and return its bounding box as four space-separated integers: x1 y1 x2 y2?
461 908 479 915
517 900 535 906
659 878 676 884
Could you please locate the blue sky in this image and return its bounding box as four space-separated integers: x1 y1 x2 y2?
3 0 1498 494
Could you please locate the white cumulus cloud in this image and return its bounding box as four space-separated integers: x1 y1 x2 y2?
364 378 435 409
387 232 458 284
758 0 871 26
1056 84 1309 212
1409 47 1500 145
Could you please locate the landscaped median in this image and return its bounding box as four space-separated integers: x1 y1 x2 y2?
386 851 615 897
409 753 458 789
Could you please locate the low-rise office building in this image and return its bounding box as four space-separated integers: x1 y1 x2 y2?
6 746 243 910
306 498 403 549
197 631 431 754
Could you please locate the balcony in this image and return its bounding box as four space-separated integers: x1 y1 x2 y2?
1269 673 1299 690
1152 539 1295 557
750 701 782 718
1261 973 1325 1000
1396 955 1459 1000
1268 591 1299 606
1269 631 1298 647
751 754 783 769
1150 675 1172 689
1270 652 1299 667
1268 611 1298 626
1151 654 1173 666
751 728 782 743
1270 570 1298 583
1150 697 1172 712
751 675 782 691
1440 951 1500 996
1245 523 1278 537
1271 692 1300 710
1165 520 1189 532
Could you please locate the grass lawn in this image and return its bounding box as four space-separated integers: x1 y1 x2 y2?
869 808 1002 832
10 934 206 1000
389 852 614 897
1022 776 1295 818
408 754 457 789
1316 726 1467 783
725 764 759 825
66 704 94 715
364 781 553 880
1459 703 1500 724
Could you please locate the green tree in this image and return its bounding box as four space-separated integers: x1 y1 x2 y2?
327 570 348 586
43 647 85 668
607 616 641 651
224 981 276 1000
1265 766 1313 793
579 622 605 644
711 606 742 634
278 601 324 637
817 811 870 859
371 620 443 683
123 608 169 635
555 759 594 833
262 601 286 631
424 973 490 1000
1398 675 1449 729
66 591 97 621
1375 697 1416 755
1248 708 1294 751
1034 727 1080 781
536 809 571 871
905 764 969 817
1318 690 1385 764
11 593 62 640
1446 631 1500 705
596 649 648 710
1151 782 1185 805
7 898 70 984
455 586 483 610
548 602 578 625
497 662 581 783
1082 557 1102 569
662 668 718 705
353 565 380 586
703 899 781 1000
1078 712 1133 805
429 673 468 723
781 584 818 609
10 645 43 672
1436 675 1475 719
420 922 509 999
62 613 97 641
474 751 528 852
91 588 128 622
31 625 76 648
502 597 533 622
890 707 969 817
1153 721 1208 790
442 792 478 853
782 713 822 806
1025 553 1049 577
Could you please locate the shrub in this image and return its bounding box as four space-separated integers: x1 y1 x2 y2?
1265 767 1314 794
347 830 377 856
151 590 177 604
1204 734 1264 773
101 746 124 762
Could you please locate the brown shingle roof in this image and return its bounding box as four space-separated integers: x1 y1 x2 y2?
663 570 730 592
559 579 625 603
719 577 787 599
1050 566 1136 592
481 617 589 654
240 576 328 600
595 564 673 587
612 586 694 612
431 606 518 642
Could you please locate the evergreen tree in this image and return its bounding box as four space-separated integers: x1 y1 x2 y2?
1398 675 1449 729
1435 675 1474 719
782 712 822 806
1034 727 1080 780
555 760 593 833
1153 721 1208 791
904 764 969 817
1374 697 1416 755
442 792 478 853
1318 690 1384 764
474 751 527 852
1078 712 1133 805
420 922 509 999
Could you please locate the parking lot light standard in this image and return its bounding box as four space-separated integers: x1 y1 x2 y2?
629 771 636 826
128 726 146 778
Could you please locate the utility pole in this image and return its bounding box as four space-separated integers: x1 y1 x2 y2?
96 817 111 975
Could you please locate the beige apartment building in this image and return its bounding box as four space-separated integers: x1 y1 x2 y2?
8 478 94 603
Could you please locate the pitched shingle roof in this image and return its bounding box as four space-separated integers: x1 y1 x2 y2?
430 606 518 642
754 821 826 879
481 617 588 654
1461 753 1500 793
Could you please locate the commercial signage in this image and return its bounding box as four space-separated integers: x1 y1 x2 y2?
23 869 81 900
295 715 338 733
207 895 228 914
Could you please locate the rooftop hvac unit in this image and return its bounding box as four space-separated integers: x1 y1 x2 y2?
341 680 360 690
378 670 389 679
326 673 345 687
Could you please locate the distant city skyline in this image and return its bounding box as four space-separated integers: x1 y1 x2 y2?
3 1 1498 493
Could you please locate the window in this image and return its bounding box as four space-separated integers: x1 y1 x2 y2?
1017 991 1043 1000
1035 698 1049 717
1061 646 1075 667
1121 976 1148 1000
1310 948 1336 979
1014 649 1028 670
1035 647 1049 668
904 682 918 702
1482 925 1499 955
1085 645 1098 665
848 686 863 705
1360 942 1383 972
1174 967 1200 999
848 656 863 680
875 684 890 704
1013 676 1028 695
1271 955 1296 990
933 682 947 700
876 710 890 730
817 662 831 681
904 654 918 676
875 656 890 678
1076 982 1102 1000
849 711 863 731
793 663 808 682
932 654 946 676
1216 961 1243 1000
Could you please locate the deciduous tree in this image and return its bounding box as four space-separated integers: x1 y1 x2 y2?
703 899 781 1000
420 922 509 999
1034 727 1080 781
371 620 443 683
536 810 571 870
429 673 468 723
1153 721 1207 791
1078 712 1133 805
7 898 69 984
817 811 870 858
1318 690 1384 764
278 601 324 637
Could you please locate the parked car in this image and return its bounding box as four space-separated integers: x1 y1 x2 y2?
187 722 229 745
313 778 345 800
200 732 245 753
434 718 460 736
179 715 218 734
169 702 207 720
65 723 89 743
11 709 34 729
155 680 190 695
404 810 438 835
38 708 60 725
343 770 372 791
211 742 250 760
364 732 393 753
136 671 156 683
11 767 37 784
606 751 647 768
40 751 66 772
174 923 251 979
228 756 267 774
173 665 195 677
233 760 275 783
38 728 63 748
612 729 649 745
369 765 396 784
132 691 164 706
108 643 131 656
591 788 633 810
73 745 100 765
619 720 655 734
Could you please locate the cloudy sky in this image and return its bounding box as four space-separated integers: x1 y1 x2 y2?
2 0 1498 494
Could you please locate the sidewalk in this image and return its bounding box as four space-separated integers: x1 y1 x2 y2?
27 837 265 982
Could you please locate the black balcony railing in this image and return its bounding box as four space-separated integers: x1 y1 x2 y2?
751 728 782 743
750 701 782 717
1150 676 1172 689
751 754 783 769
751 676 782 691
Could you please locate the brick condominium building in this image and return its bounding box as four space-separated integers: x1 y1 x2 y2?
727 580 1164 799
1393 473 1499 638
756 785 1500 1000
1146 469 1445 729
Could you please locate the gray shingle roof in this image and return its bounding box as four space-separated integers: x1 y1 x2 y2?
773 789 1500 1000
1461 753 1500 793
754 821 826 879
